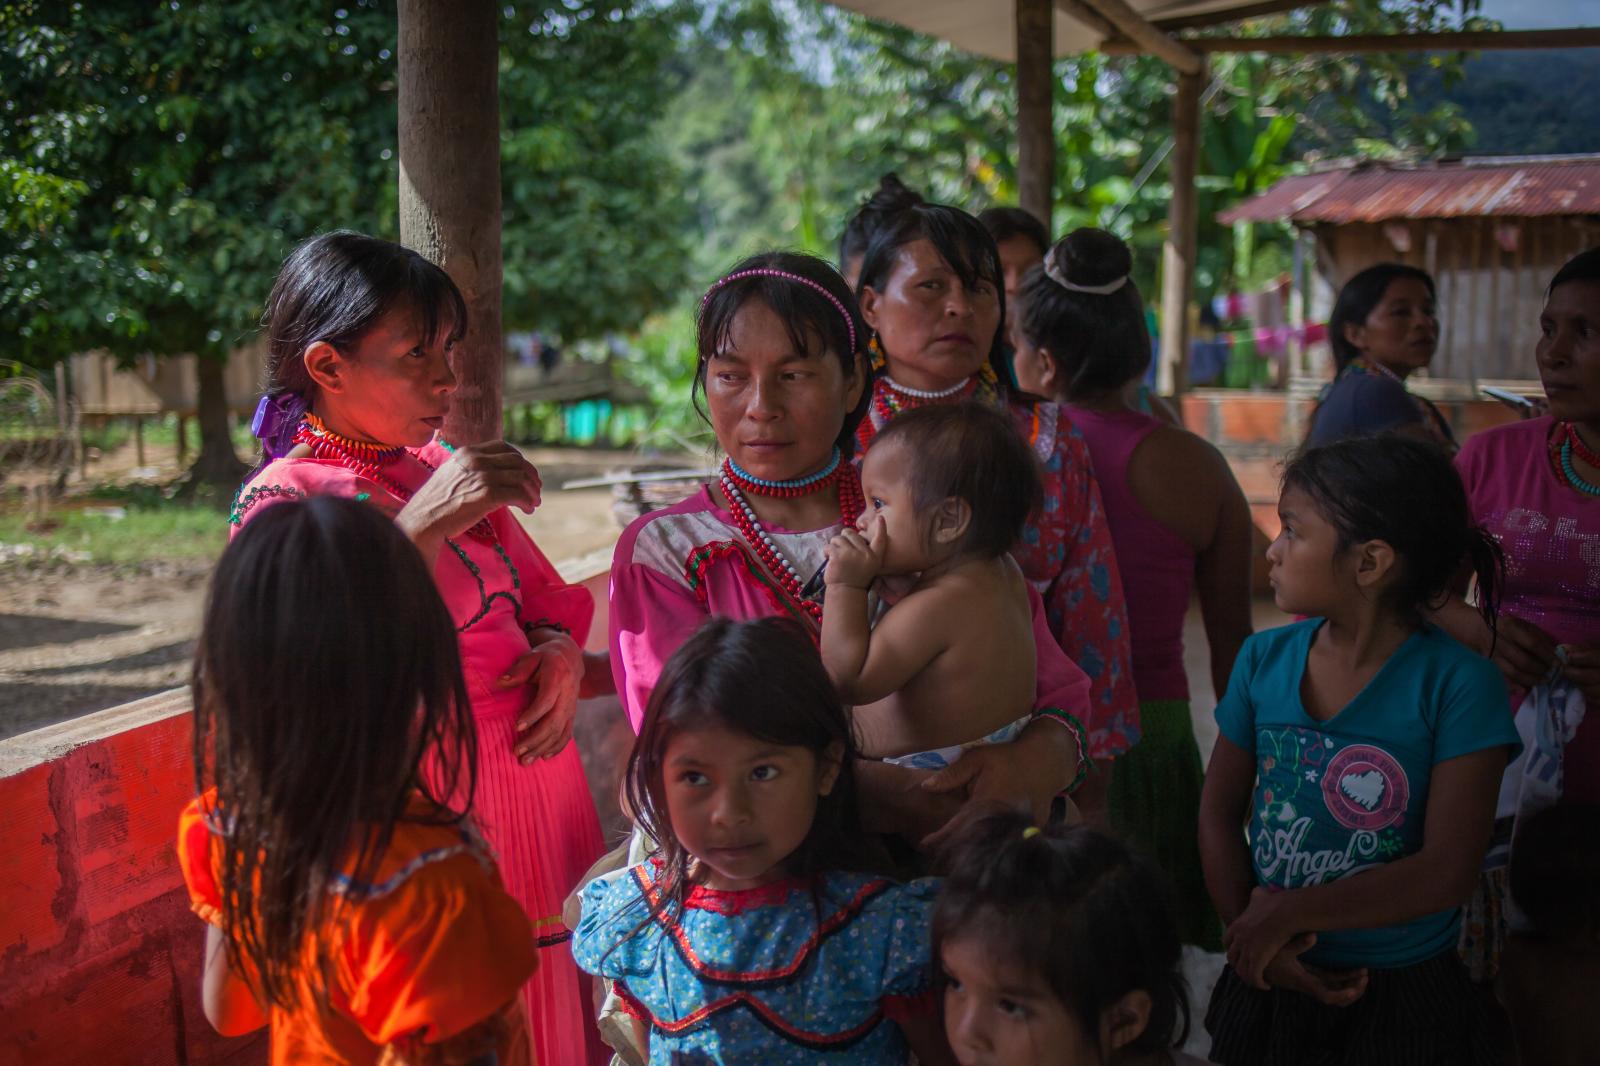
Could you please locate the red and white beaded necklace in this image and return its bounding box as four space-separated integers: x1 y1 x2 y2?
718 454 864 622
294 414 496 541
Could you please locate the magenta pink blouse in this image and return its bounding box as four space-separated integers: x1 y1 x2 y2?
1067 407 1196 703
607 486 1097 752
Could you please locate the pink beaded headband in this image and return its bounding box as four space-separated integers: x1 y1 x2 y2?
703 269 858 353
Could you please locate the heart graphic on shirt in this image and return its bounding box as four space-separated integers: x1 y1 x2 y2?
1339 770 1386 811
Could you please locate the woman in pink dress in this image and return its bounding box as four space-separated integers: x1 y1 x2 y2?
231 231 608 1065
611 251 1095 840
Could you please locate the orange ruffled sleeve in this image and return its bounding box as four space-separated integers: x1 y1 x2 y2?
338 850 539 1047
176 793 224 927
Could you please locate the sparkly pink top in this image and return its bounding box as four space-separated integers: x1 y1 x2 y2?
1457 416 1600 802
607 486 1098 753
1067 407 1195 702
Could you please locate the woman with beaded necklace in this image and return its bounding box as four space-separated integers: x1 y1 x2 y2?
608 250 1097 846
232 231 611 1065
1433 248 1600 988
849 197 1140 813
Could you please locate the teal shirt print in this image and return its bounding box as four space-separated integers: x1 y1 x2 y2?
1215 620 1518 970
1253 727 1415 892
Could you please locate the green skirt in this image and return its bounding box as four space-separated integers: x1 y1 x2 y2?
1108 698 1222 950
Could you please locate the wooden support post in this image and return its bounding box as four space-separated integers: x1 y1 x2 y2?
1158 62 1205 396
133 416 145 468
175 413 188 465
1016 0 1054 231
398 0 503 446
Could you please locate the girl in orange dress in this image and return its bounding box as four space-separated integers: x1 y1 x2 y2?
179 496 538 1065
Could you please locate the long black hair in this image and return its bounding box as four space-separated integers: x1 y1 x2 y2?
1283 435 1502 633
934 810 1190 1060
1015 228 1151 400
855 201 1011 396
1328 263 1436 371
625 618 873 919
262 230 467 400
695 251 869 456
191 496 475 1009
839 173 926 278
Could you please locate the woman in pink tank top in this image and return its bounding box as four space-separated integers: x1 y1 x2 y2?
1008 227 1255 949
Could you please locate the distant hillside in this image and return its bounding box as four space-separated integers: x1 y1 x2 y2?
1431 50 1600 155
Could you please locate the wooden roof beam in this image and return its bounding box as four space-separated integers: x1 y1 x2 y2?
1152 0 1319 33
1059 0 1204 73
1053 0 1119 42
1101 26 1600 56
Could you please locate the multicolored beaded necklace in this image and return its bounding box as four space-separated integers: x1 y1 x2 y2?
857 373 990 454
1551 421 1600 498
718 454 865 622
293 414 497 540
724 448 844 499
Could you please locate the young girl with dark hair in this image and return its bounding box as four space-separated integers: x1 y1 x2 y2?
573 617 956 1065
1200 435 1520 1065
1011 227 1254 949
935 810 1204 1066
235 230 607 1063
180 497 537 1064
823 403 1053 772
1304 262 1453 447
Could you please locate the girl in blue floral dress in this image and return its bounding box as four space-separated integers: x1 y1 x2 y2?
572 617 954 1065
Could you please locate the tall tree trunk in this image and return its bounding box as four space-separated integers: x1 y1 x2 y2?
398 0 503 446
190 354 246 487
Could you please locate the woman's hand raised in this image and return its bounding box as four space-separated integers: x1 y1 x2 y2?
396 441 542 556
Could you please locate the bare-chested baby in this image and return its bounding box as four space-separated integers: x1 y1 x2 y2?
822 402 1041 770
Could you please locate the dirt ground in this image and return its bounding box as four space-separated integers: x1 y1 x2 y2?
0 431 1287 780
0 438 696 740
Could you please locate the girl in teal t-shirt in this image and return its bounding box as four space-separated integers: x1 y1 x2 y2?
1200 435 1520 1066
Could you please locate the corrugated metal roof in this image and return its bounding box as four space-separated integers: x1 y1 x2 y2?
1218 157 1600 225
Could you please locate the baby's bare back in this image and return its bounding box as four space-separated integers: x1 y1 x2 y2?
852 556 1036 759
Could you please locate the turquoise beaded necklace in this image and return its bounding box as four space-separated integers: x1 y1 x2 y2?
1559 440 1600 497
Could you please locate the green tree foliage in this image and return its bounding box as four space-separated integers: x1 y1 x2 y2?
1 0 687 480
660 0 1483 299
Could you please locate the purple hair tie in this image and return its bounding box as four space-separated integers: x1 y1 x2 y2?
250 391 308 463
703 269 857 353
